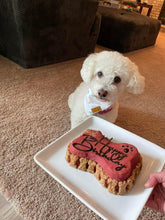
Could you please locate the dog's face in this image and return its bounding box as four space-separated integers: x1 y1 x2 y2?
81 51 145 104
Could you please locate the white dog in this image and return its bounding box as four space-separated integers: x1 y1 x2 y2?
68 51 145 128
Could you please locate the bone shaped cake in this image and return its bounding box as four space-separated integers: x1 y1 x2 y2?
65 129 142 195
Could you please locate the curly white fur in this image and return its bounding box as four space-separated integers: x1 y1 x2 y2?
68 51 145 128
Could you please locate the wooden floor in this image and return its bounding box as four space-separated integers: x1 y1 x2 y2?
0 194 23 220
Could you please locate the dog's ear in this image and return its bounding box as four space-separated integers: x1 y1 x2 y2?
126 60 145 94
80 53 96 83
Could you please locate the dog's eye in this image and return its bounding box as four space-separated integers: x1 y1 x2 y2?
97 71 103 78
114 76 121 84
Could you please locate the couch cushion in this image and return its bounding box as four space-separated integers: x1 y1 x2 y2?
97 6 161 52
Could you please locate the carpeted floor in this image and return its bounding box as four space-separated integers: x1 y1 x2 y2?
0 32 165 220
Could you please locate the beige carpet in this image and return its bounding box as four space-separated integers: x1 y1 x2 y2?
0 32 165 220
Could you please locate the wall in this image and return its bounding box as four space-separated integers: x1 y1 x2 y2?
140 0 164 19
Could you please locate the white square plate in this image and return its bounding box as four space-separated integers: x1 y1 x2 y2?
34 116 165 220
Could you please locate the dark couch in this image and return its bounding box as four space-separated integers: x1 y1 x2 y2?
0 0 101 68
97 6 161 53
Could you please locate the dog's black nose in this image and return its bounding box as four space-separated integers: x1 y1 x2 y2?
98 89 108 99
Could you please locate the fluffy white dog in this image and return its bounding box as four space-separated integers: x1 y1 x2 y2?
68 51 145 128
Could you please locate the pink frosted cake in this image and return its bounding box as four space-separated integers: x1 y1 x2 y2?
65 129 142 195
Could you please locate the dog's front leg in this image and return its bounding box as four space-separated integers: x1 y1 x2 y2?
70 110 89 129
